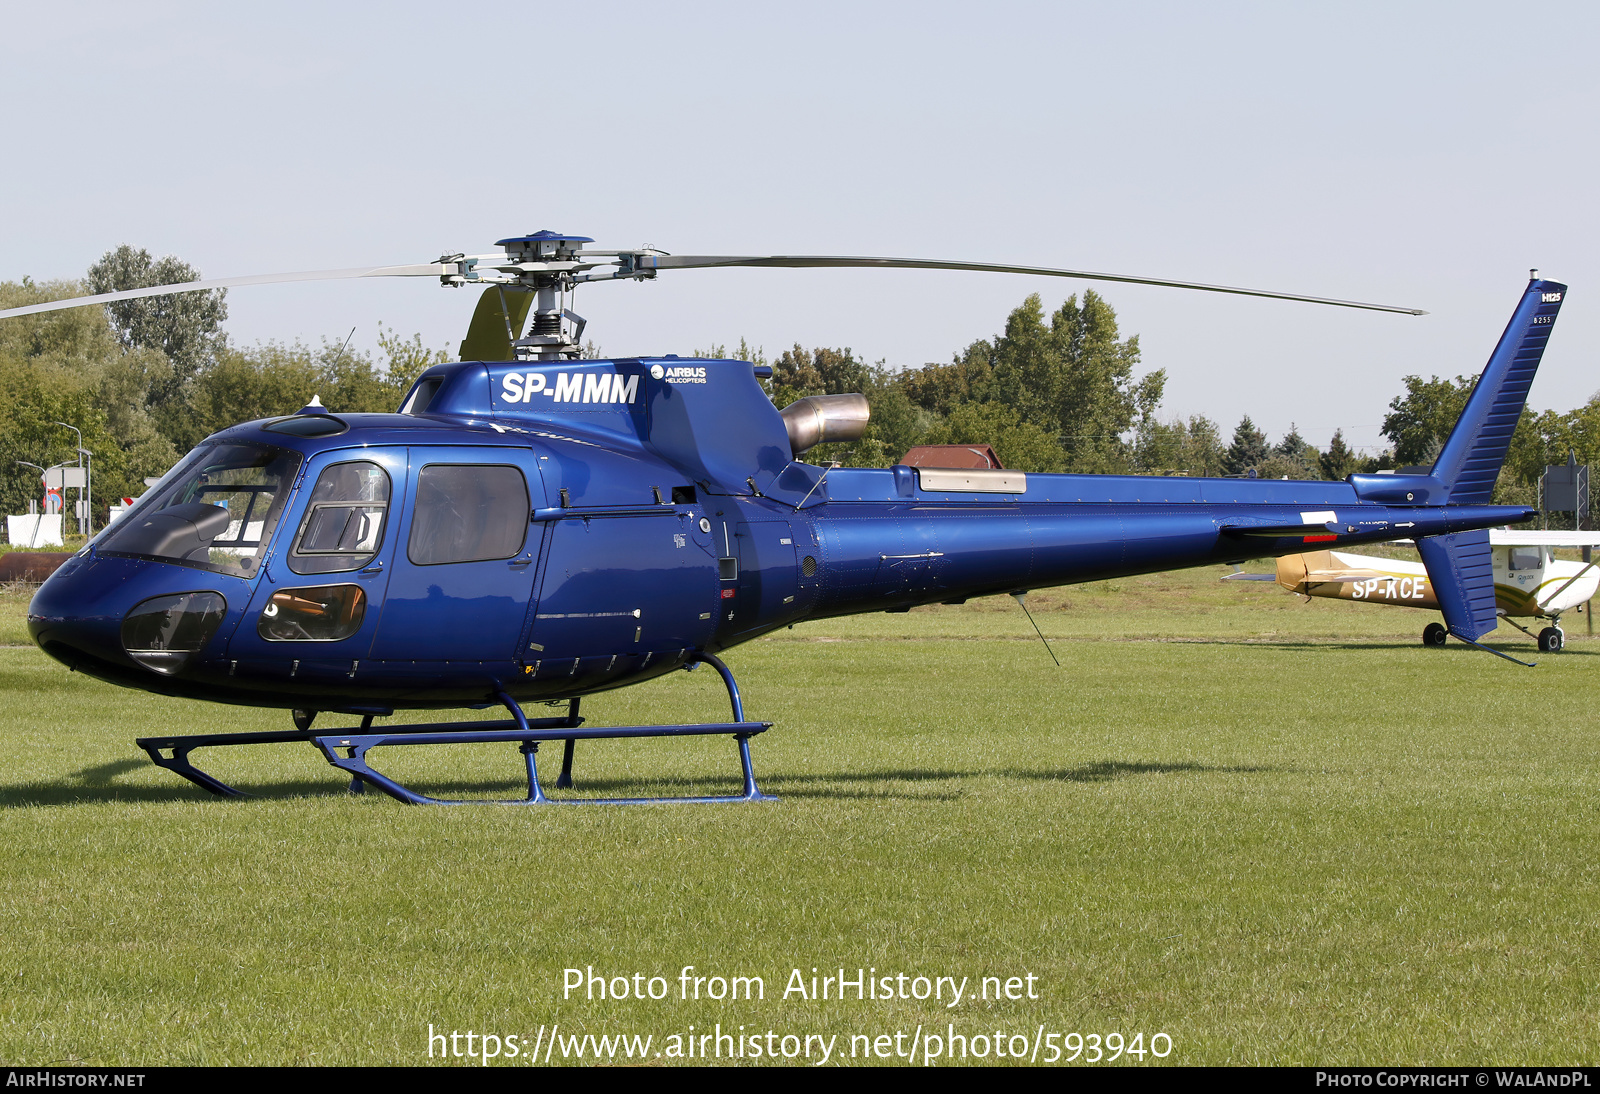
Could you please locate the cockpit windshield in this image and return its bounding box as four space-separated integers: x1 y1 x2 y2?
98 443 302 577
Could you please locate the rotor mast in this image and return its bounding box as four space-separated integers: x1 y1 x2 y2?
490 232 592 360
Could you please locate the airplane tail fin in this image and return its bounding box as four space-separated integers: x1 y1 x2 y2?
1431 277 1567 503
1406 275 1565 664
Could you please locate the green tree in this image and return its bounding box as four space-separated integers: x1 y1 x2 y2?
1536 395 1600 474
1319 428 1359 480
899 348 996 416
2 267 450 529
171 335 440 451
0 278 123 369
859 376 930 466
1258 423 1319 479
96 347 179 487
1381 373 1546 502
1134 414 1225 476
0 355 129 522
0 278 156 517
1223 415 1269 476
921 401 1065 472
1381 375 1475 466
87 245 227 405
771 344 871 407
977 291 1161 473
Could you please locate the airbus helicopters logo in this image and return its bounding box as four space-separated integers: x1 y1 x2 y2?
650 363 708 384
500 370 640 405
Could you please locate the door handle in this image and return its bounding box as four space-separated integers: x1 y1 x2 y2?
509 556 533 568
360 561 384 574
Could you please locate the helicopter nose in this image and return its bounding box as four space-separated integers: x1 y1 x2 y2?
28 554 233 680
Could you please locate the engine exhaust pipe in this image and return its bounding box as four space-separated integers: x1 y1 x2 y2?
779 393 870 455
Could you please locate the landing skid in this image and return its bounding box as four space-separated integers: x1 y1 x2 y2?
135 653 777 805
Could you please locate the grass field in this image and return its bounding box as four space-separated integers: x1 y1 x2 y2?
0 567 1595 1066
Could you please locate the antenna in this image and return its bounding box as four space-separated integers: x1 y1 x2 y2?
329 325 356 369
1010 591 1060 667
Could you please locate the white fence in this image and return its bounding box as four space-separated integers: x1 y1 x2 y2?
5 514 64 548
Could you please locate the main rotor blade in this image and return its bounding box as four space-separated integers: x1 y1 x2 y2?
0 263 454 321
641 255 1428 315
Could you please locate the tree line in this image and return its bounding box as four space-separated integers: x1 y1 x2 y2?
721 294 1600 512
2 245 1596 528
0 246 447 521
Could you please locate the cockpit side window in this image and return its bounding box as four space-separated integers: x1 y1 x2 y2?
1509 547 1542 571
407 465 529 565
288 461 391 575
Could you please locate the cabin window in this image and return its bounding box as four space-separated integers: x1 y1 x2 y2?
257 585 367 642
288 461 391 575
1509 547 1542 571
407 465 530 565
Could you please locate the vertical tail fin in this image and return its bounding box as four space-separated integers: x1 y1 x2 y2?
1411 275 1563 663
1416 529 1498 641
1431 277 1567 503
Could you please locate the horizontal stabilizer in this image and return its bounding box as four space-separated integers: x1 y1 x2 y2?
1302 567 1391 584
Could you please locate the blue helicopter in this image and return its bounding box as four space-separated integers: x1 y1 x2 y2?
2 234 1561 805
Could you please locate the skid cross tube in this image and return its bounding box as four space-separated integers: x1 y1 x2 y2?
133 653 776 804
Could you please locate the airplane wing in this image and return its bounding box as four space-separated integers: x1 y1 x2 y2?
1490 529 1600 547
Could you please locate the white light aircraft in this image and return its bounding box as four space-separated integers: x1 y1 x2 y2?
1225 530 1600 652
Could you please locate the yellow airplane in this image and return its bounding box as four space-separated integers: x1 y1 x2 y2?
1225 530 1600 652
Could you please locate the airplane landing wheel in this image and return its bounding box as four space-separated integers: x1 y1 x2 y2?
292 709 318 731
1537 627 1564 653
1422 622 1448 647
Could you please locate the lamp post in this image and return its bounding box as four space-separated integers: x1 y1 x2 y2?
52 422 83 536
76 448 93 537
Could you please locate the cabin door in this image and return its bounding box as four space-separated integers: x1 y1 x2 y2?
226 447 405 680
368 446 545 663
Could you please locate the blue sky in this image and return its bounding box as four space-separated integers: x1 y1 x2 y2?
3 1 1596 454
